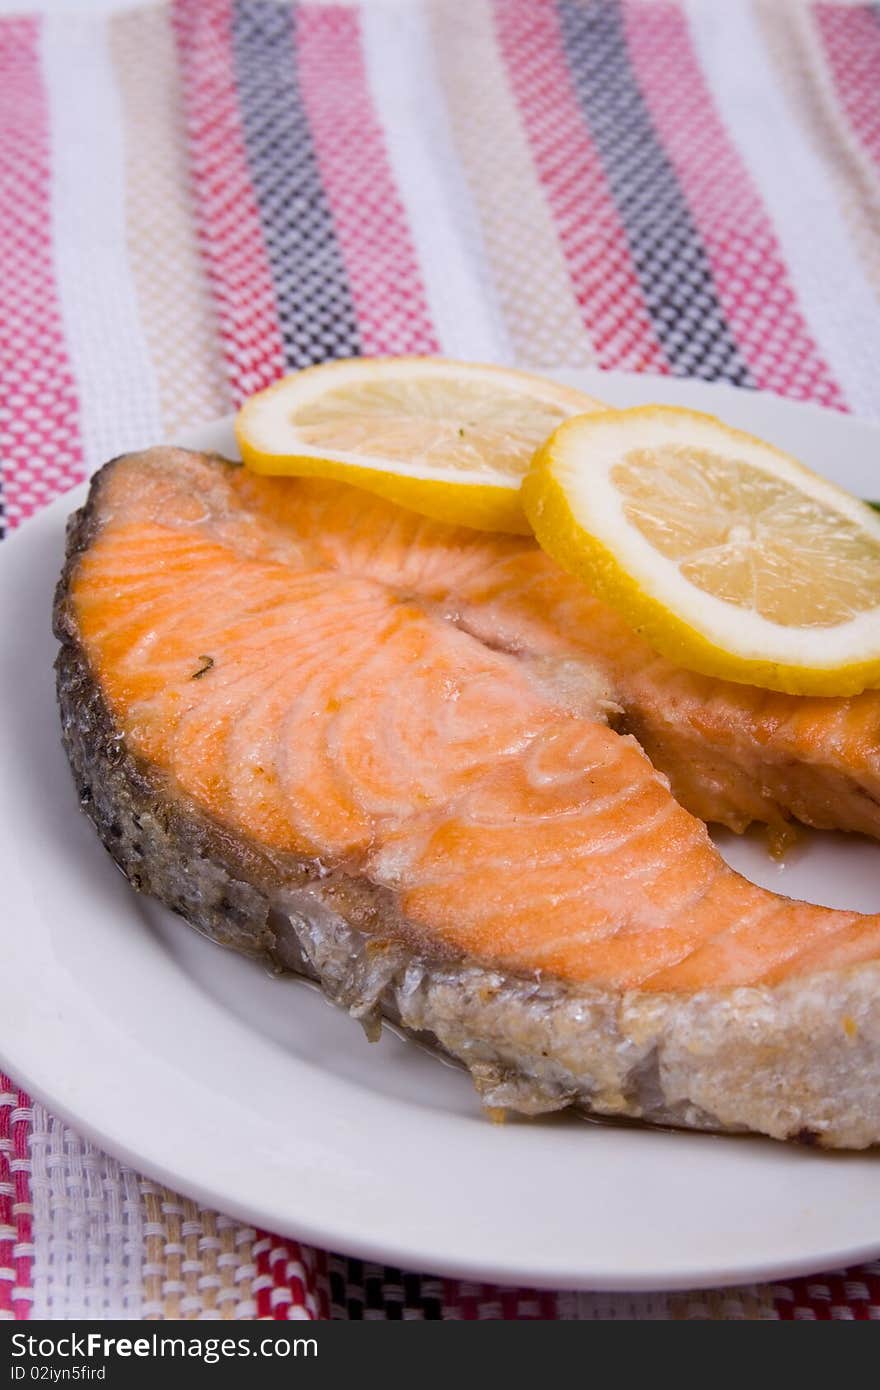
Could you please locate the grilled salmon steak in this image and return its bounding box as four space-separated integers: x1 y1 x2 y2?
54 449 880 1147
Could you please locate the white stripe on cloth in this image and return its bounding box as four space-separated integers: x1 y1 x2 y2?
29 1103 143 1319
360 0 513 364
40 14 163 472
557 1290 672 1319
686 0 880 419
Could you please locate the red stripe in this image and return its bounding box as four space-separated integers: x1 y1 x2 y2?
622 0 845 411
252 1231 322 1319
494 0 667 373
0 16 84 531
0 17 74 1308
0 1076 32 1320
296 5 439 357
814 3 880 177
172 0 285 403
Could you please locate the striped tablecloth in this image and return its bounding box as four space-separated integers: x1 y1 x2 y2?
2 0 880 1320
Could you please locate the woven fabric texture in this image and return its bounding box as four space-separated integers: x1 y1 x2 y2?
2 0 880 1320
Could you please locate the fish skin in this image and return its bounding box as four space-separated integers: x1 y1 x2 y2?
53 450 880 1146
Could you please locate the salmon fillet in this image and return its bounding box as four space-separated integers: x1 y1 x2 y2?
54 450 880 1146
246 466 880 840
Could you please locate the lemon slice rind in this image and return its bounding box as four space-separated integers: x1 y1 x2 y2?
522 405 880 696
235 357 603 534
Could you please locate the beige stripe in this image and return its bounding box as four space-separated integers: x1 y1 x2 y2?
668 1285 779 1320
428 0 596 368
141 1182 257 1319
754 0 880 307
109 7 231 436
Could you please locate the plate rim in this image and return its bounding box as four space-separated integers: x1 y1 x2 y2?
8 1020 880 1295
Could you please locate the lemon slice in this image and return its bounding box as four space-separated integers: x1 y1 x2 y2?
235 357 602 533
522 405 880 695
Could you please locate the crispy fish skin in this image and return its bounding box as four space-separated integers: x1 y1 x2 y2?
53 453 880 1149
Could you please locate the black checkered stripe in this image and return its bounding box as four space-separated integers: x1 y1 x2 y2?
232 0 362 369
558 0 755 384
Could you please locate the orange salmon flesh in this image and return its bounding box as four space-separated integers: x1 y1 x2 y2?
69 451 880 993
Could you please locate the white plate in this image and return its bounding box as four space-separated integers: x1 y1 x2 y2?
3 369 880 1294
